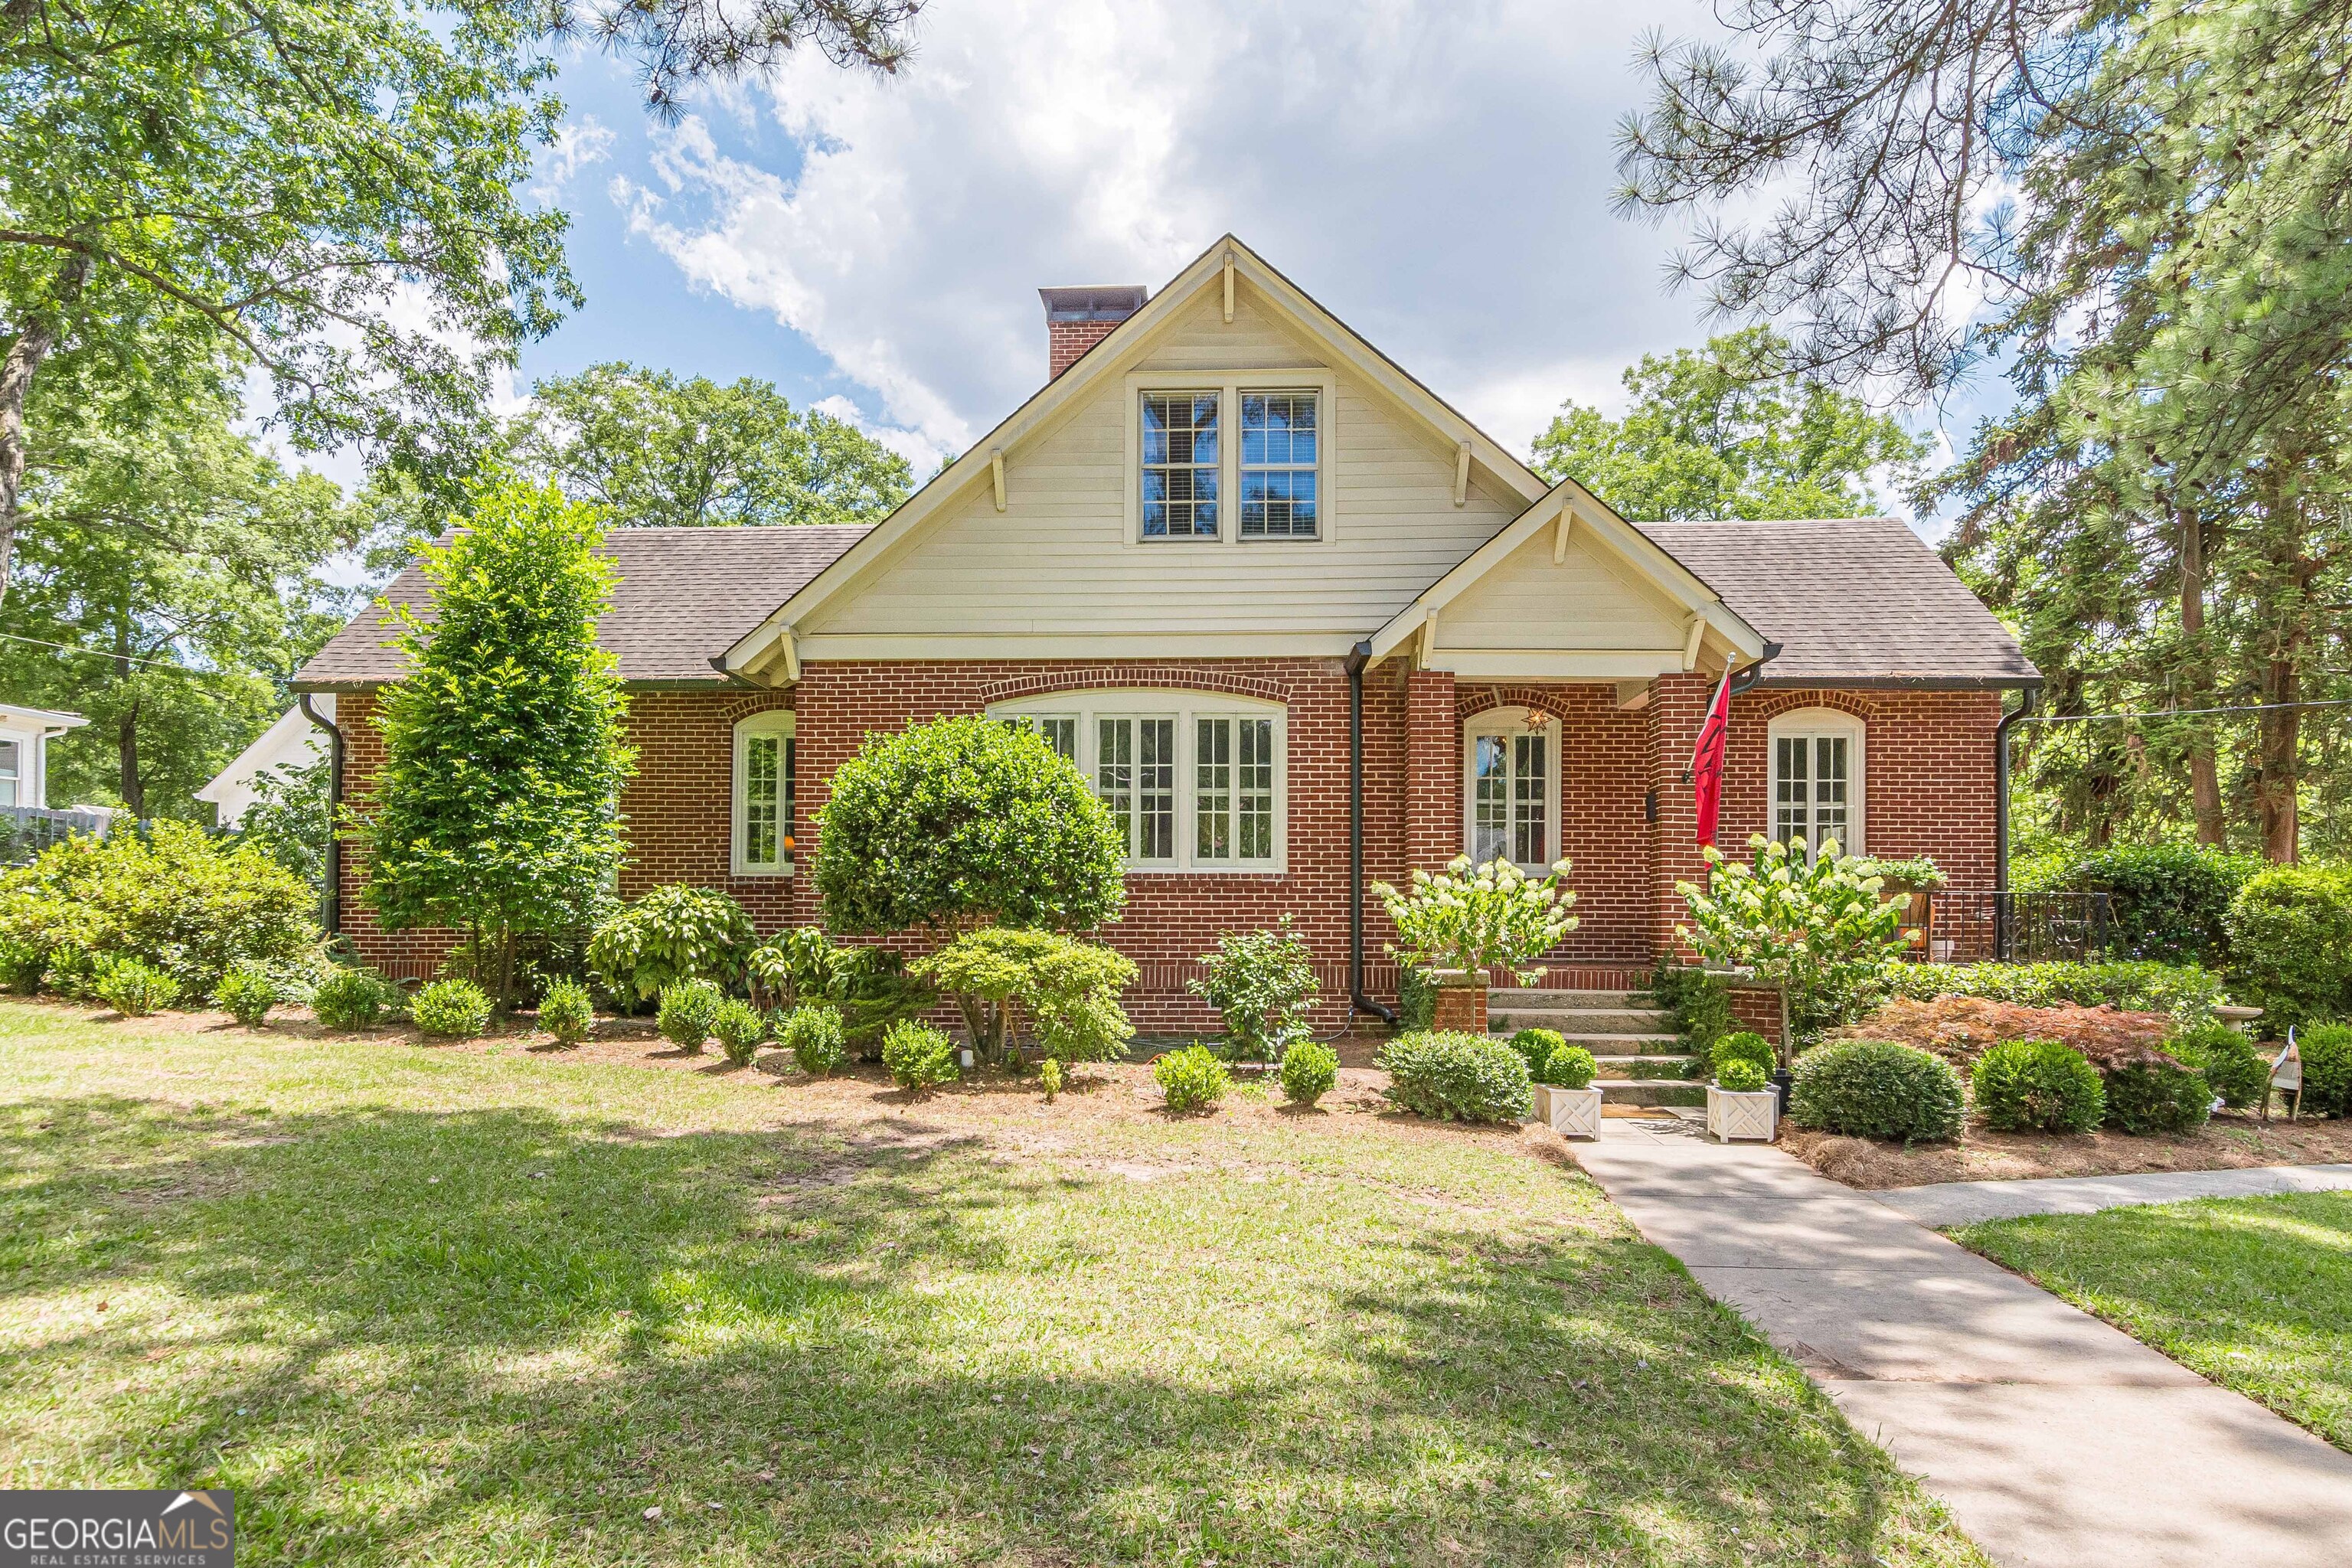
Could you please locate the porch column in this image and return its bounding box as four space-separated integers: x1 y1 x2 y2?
1644 671 1717 960
1405 668 1459 874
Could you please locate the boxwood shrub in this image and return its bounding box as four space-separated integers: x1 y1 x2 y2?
882 1020 959 1090
1970 1039 2105 1132
1154 1043 1231 1112
1508 1027 1566 1078
781 1003 847 1077
1788 1040 1965 1142
2164 1021 2269 1111
1542 1043 1597 1089
413 978 491 1040
2100 1060 2211 1135
1711 1031 1775 1078
537 979 594 1045
2291 1024 2352 1118
312 967 403 1030
1716 1057 1768 1093
656 977 724 1054
1377 1031 1531 1124
1279 1039 1339 1106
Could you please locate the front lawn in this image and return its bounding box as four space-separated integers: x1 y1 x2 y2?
0 1002 1985 1566
1955 1193 2352 1452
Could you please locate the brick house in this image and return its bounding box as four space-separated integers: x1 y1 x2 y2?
294 236 2038 1031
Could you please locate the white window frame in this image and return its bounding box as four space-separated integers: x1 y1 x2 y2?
1120 371 1338 548
1462 709 1561 875
732 710 796 876
988 689 1287 873
1766 707 1865 857
0 738 20 809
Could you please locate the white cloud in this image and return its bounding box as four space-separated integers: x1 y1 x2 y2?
531 116 617 204
604 0 1728 465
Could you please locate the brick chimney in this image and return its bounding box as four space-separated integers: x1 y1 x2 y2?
1040 284 1147 380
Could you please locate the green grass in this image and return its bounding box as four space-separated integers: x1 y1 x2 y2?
0 1002 1987 1566
1956 1192 2352 1451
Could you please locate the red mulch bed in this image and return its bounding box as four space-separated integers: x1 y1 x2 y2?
1831 995 2180 1071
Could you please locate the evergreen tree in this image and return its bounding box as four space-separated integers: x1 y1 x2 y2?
354 479 635 1010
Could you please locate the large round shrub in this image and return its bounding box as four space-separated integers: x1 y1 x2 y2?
2293 1024 2352 1118
1971 1039 2105 1132
815 717 1125 934
2223 864 2352 1034
1788 1040 1965 1142
1377 1031 1532 1124
2101 1061 2210 1135
2063 842 2260 965
2165 1021 2269 1111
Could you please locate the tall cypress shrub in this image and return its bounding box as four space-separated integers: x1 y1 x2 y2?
355 479 635 1011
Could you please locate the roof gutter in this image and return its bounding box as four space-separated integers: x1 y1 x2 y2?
1344 641 1399 1028
1728 642 1784 697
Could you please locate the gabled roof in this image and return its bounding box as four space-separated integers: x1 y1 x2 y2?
292 524 872 691
1636 518 2040 688
722 233 1554 678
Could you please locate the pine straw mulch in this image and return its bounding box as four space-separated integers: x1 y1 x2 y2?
1782 1112 2352 1189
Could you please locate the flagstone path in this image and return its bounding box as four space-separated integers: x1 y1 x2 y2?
1575 1119 2352 1568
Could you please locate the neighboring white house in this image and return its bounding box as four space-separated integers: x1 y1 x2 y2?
198 701 329 827
0 704 89 809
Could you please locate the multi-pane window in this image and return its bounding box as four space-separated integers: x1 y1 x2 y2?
1774 733 1853 856
1240 391 1318 538
1466 718 1557 873
990 695 1285 870
733 712 797 874
1141 392 1220 537
0 740 19 808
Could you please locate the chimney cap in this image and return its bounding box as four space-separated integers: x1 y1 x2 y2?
1040 284 1148 323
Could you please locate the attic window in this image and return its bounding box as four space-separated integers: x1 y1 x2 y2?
1240 391 1318 537
1140 392 1220 538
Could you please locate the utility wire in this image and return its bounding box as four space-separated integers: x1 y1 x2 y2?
2016 697 2352 723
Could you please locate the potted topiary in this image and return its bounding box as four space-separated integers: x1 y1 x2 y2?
1530 1042 1601 1139
1706 1055 1779 1142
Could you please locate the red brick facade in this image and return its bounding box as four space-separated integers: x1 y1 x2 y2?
332 664 2002 1031
1047 319 1122 379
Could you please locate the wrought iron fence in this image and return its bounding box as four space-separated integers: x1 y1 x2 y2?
0 804 113 867
1903 890 2113 963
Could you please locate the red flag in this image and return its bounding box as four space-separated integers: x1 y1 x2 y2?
1689 668 1733 848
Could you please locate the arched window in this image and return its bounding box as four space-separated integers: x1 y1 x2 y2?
733 710 795 875
1766 707 1865 857
1463 707 1560 874
988 690 1287 871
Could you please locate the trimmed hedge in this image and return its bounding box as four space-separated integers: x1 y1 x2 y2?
1377 1031 1532 1125
1788 1040 1965 1142
2059 842 2260 965
2295 1024 2352 1118
2165 1021 2269 1111
2101 1060 2211 1135
1971 1039 2105 1132
1542 1043 1597 1089
2225 864 2352 1035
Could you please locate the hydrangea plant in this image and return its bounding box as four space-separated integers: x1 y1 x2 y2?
1373 855 1579 985
1677 835 1908 1044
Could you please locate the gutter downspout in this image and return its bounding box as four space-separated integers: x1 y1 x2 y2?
1344 642 1398 1027
1993 687 2038 958
298 694 344 938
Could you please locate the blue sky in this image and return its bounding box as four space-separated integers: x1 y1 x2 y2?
482 0 1997 529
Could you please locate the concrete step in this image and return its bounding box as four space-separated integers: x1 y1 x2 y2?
1490 1007 1671 1036
1492 1025 1685 1051
1592 1080 1707 1108
1582 1057 1697 1079
1489 988 1655 1012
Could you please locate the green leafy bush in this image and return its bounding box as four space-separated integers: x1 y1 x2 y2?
1788 1040 1965 1142
1971 1039 2106 1132
2295 1025 2352 1118
1711 1031 1775 1079
1885 960 2229 1024
1543 1043 1597 1089
1856 856 1946 890
816 716 1126 936
1397 963 1436 1031
2225 864 2352 1034
214 962 279 1028
913 927 1135 1070
1716 1057 1769 1093
97 958 180 1017
712 998 766 1065
1279 1038 1340 1106
0 819 321 997
881 1020 959 1090
781 1004 846 1077
1651 960 1733 1054
588 885 754 1004
1154 1044 1232 1112
312 967 404 1029
1678 836 1908 1044
657 978 724 1054
413 978 491 1040
747 929 936 1057
1377 1031 1532 1124
1189 921 1319 1062
2165 1021 2269 1111
1508 1027 1566 1077
2059 842 2261 965
1039 1058 1063 1100
537 979 593 1044
1374 855 1579 985
2101 1060 2211 1135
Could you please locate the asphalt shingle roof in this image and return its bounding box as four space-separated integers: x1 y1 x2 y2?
292 524 872 690
1637 516 2038 688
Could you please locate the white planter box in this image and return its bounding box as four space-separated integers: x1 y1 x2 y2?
1706 1084 1779 1142
1531 1083 1602 1139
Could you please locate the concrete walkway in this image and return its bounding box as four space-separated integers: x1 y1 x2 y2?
1873 1161 2352 1227
1576 1119 2352 1567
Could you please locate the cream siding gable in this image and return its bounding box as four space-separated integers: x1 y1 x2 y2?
1436 528 1690 654
799 284 1524 646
